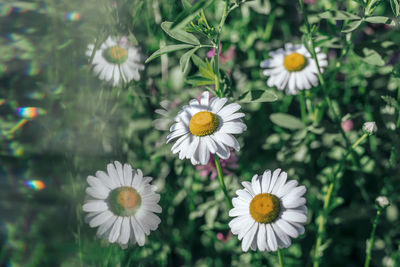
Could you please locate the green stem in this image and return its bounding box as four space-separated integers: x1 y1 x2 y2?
299 91 307 123
214 154 233 209
213 1 240 97
313 132 369 267
397 80 400 128
278 248 285 267
352 133 368 149
364 208 382 267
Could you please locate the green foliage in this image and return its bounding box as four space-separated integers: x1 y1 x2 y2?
2 0 400 266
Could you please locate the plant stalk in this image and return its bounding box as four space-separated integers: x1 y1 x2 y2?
214 155 233 209
278 248 285 267
313 132 369 267
364 208 382 267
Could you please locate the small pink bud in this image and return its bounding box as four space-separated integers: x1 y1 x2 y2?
341 120 354 132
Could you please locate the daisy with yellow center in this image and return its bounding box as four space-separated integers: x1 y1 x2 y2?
166 91 247 165
260 43 327 95
82 161 161 247
86 36 144 86
229 169 308 252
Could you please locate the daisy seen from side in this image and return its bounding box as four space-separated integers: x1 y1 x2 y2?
82 161 161 247
229 168 308 252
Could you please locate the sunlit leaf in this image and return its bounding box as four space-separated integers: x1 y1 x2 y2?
186 76 215 86
319 10 361 20
270 113 305 130
161 22 200 45
341 20 362 33
239 90 278 103
365 16 395 25
179 47 199 73
145 44 194 63
390 0 400 16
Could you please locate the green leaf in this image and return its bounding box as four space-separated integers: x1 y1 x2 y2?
352 0 366 7
239 90 278 103
314 36 342 48
199 59 216 80
191 54 208 69
357 48 385 66
186 76 215 86
392 61 400 78
181 0 192 10
390 0 400 17
341 20 362 33
145 44 194 63
179 47 199 73
161 22 200 45
365 16 395 25
381 95 400 110
171 0 213 30
319 10 361 20
270 113 305 130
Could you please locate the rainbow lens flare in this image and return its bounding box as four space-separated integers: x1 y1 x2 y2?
25 180 45 190
16 107 46 119
64 12 81 21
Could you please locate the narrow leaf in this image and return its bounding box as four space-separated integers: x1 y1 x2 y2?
270 113 305 130
191 54 208 69
161 22 200 45
365 16 395 25
179 47 199 73
171 0 213 30
319 10 361 20
145 44 194 63
186 76 215 86
181 0 192 10
390 0 400 17
199 66 215 80
239 90 278 103
341 20 362 33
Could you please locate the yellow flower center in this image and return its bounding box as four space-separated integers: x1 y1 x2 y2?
109 187 141 216
109 46 127 60
189 111 219 136
283 52 306 71
103 46 128 64
249 193 280 224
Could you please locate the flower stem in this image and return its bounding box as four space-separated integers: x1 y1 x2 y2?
397 80 400 128
277 248 285 267
313 132 369 267
364 208 383 267
299 91 307 123
214 154 233 209
352 133 368 149
298 0 351 146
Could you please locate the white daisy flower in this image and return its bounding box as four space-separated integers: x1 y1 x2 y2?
166 91 247 165
260 43 327 95
229 169 307 252
86 37 144 86
82 161 161 247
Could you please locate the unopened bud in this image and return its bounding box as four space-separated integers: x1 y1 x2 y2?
363 121 377 134
376 196 390 208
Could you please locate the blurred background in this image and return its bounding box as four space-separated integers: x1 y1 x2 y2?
0 0 399 266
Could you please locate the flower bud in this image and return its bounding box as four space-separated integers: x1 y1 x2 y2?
363 121 377 134
376 196 390 208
